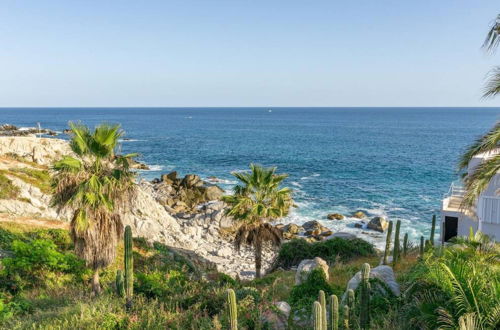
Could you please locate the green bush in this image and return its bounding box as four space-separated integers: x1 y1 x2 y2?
274 238 376 269
288 269 334 310
0 173 20 199
0 239 87 292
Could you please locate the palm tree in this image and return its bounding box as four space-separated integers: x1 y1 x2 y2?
458 123 500 230
222 164 294 278
51 122 137 294
483 14 500 98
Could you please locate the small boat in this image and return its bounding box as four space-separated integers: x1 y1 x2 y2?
268 109 272 112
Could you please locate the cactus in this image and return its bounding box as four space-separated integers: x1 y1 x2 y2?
403 233 408 257
347 289 355 326
420 236 424 258
392 220 401 266
383 221 393 265
330 294 339 330
430 214 436 246
343 305 350 329
319 290 327 330
124 225 134 310
227 289 238 330
313 301 323 330
359 263 371 329
115 270 125 297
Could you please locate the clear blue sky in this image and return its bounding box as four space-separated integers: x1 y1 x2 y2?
1 0 500 107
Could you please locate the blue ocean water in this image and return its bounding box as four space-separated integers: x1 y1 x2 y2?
1 107 499 246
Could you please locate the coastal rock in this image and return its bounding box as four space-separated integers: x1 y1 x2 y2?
262 301 291 330
0 137 72 165
281 223 302 239
367 216 389 233
202 185 224 201
354 222 364 229
295 257 329 285
327 213 344 220
353 211 367 219
181 174 203 188
343 265 400 299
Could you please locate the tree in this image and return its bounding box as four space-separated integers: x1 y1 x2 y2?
458 15 500 228
223 164 294 278
483 14 500 98
51 122 136 294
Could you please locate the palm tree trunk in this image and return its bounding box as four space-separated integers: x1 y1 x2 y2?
92 269 101 295
254 237 262 278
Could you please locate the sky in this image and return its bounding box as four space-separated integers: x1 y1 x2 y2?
1 0 500 107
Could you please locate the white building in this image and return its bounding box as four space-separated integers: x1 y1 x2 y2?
441 150 500 242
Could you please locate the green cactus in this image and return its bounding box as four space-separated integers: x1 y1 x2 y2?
329 294 339 330
383 221 393 265
430 214 436 246
420 236 424 258
347 289 355 326
319 290 327 330
359 263 371 329
392 220 401 266
343 305 350 330
227 288 238 330
124 225 134 310
313 301 323 330
403 233 408 257
115 270 125 297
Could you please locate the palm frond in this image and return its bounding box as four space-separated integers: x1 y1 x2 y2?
483 67 500 98
458 122 500 171
483 14 500 53
461 154 500 210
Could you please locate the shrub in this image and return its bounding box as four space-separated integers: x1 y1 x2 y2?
274 238 376 269
288 269 333 310
0 173 19 199
0 239 87 292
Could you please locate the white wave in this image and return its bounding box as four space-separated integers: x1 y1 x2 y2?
205 177 237 185
290 181 303 188
300 173 320 180
118 139 146 142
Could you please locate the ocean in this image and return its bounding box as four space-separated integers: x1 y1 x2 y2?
1 107 498 247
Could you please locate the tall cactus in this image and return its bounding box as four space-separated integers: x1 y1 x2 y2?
124 225 134 309
419 236 424 258
359 263 371 329
347 289 355 327
319 290 327 330
343 305 350 330
227 288 238 330
330 294 339 330
313 301 323 330
383 221 393 265
392 220 401 266
403 233 408 257
430 214 436 246
115 269 125 297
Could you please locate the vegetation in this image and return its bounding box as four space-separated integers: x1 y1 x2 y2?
51 122 137 295
392 220 401 266
274 237 376 269
0 173 19 199
226 289 238 330
383 220 393 265
223 164 294 278
124 225 134 309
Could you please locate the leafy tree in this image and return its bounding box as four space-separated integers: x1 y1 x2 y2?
223 164 294 278
51 122 137 294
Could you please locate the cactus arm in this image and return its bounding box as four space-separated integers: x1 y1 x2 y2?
313 301 323 330
227 289 238 330
383 221 393 265
319 290 327 330
392 220 401 266
124 225 134 309
330 294 339 330
359 263 371 329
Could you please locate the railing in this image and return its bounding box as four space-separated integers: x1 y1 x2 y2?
478 196 500 225
444 181 465 199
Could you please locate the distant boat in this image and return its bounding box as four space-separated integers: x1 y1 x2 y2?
268 109 272 112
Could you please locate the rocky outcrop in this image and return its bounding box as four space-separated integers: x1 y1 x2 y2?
327 213 344 220
148 172 224 213
343 265 400 300
353 211 367 219
295 257 329 284
0 136 72 165
367 216 389 232
0 124 57 137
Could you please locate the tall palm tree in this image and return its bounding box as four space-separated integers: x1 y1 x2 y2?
483 14 500 97
223 164 294 278
51 122 137 294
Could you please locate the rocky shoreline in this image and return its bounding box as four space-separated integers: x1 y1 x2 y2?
0 133 392 279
